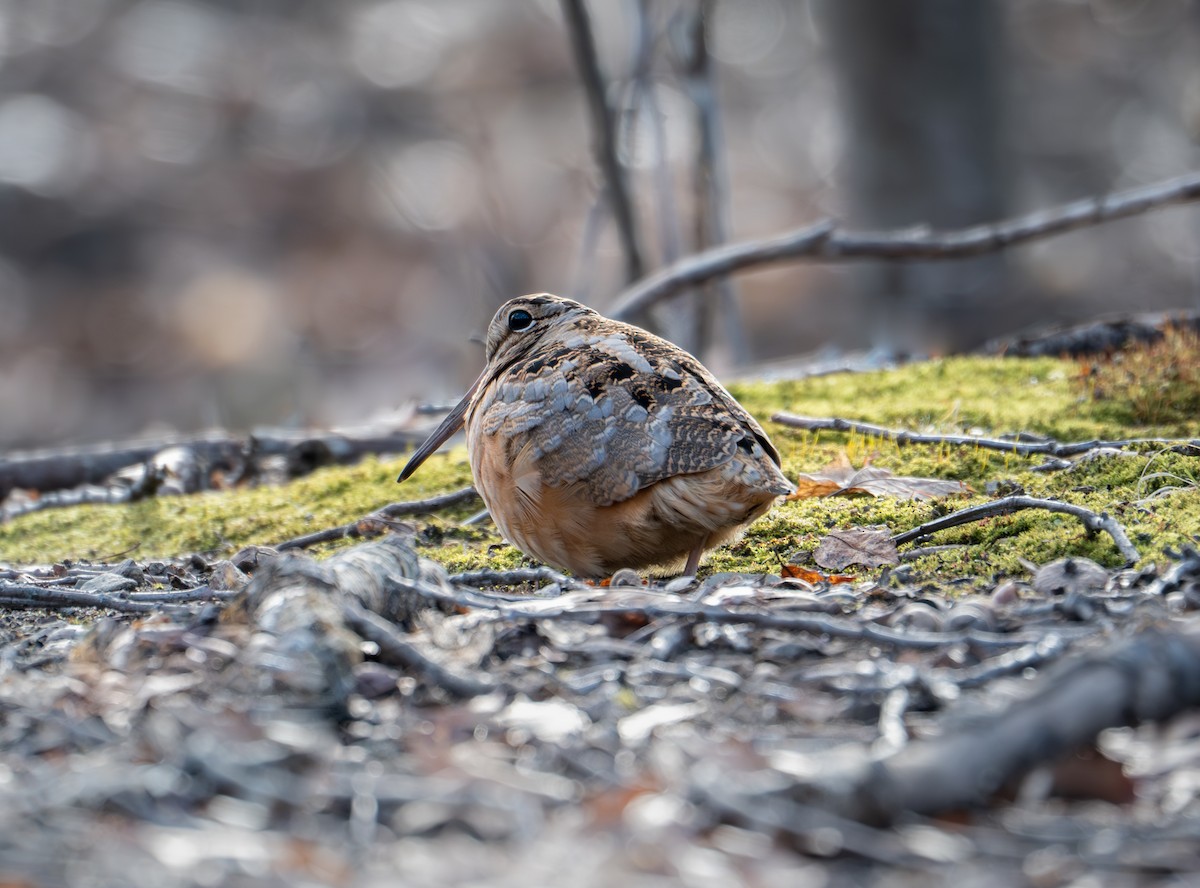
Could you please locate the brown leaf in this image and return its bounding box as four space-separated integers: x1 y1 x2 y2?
781 564 857 584
1045 744 1135 805
814 526 899 570
789 452 971 501
582 780 662 827
854 475 972 499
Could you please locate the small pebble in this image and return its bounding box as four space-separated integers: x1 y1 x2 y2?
889 601 943 632
944 601 996 632
992 581 1025 606
1032 557 1109 597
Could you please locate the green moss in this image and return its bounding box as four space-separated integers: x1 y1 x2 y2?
0 454 476 565
1 357 1195 582
732 354 1195 440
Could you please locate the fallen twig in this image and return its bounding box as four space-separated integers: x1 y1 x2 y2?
0 427 424 500
273 519 390 552
610 171 1200 318
389 574 1096 651
0 433 240 501
448 566 585 591
124 586 239 604
275 487 480 551
376 487 480 518
770 414 1200 458
892 495 1141 565
785 627 1200 824
0 581 177 613
341 601 497 698
3 464 167 521
949 635 1069 689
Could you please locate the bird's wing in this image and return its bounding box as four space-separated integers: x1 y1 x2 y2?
478 328 788 507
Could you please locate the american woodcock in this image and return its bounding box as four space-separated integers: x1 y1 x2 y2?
398 294 794 577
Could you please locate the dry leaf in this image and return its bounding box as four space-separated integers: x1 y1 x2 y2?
781 564 856 584
814 526 899 570
790 452 971 501
582 781 661 827
1045 745 1135 805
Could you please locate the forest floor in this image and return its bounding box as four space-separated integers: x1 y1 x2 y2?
1 352 1199 887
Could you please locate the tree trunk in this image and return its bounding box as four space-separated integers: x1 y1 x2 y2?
817 0 1011 353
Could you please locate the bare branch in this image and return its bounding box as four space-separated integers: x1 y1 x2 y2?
633 0 682 268
560 0 645 283
0 426 424 500
682 0 747 363
892 495 1141 565
610 171 1200 319
0 581 208 613
771 413 1200 458
784 627 1200 825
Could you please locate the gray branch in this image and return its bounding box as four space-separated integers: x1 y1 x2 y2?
560 0 645 283
786 627 1200 824
892 495 1141 565
771 414 1200 458
610 171 1200 319
274 486 480 551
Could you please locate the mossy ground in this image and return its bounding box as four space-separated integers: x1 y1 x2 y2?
2 356 1197 585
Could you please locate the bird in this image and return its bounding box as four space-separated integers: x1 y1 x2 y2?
397 294 794 578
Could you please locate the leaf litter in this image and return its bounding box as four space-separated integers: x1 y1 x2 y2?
1 532 1200 885
790 452 972 500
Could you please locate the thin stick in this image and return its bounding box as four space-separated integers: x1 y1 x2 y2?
387 574 1095 651
770 413 1200 457
610 171 1200 319
275 487 480 551
124 586 239 603
560 0 644 283
376 487 480 518
874 686 912 753
448 566 585 590
891 495 1141 565
684 0 747 364
633 0 682 267
951 635 1068 689
0 582 175 613
340 601 497 698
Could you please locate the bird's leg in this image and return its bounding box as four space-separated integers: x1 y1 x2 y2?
683 545 703 577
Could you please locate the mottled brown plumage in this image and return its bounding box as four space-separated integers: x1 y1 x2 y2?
398 294 794 577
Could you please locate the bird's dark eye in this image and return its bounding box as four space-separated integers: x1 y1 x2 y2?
508 309 534 332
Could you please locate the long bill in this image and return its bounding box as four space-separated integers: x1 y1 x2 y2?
396 373 483 482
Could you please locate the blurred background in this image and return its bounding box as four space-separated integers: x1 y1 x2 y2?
1 0 1199 449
